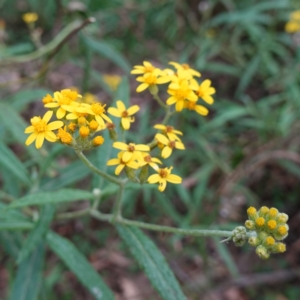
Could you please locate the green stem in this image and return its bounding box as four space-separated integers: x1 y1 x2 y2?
75 150 123 186
112 181 126 221
152 93 167 108
56 208 90 220
90 210 233 238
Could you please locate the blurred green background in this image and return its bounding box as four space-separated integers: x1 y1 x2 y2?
1 0 300 299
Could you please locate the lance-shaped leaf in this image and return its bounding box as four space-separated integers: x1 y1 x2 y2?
117 225 186 300
47 231 115 300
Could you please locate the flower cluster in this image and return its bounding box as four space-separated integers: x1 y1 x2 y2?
25 61 212 192
131 61 215 115
245 206 288 259
285 10 300 33
25 89 107 150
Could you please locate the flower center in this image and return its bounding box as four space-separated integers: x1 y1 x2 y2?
145 65 155 73
122 111 129 117
175 88 188 100
61 90 79 101
58 97 73 106
32 118 47 133
128 144 135 152
196 88 204 97
168 141 176 149
159 169 168 178
186 102 196 110
144 155 152 163
144 74 157 85
165 125 174 133
91 103 105 115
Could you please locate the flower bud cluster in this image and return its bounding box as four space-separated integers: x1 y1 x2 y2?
245 206 288 259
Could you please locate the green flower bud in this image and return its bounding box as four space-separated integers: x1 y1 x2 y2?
271 242 286 253
245 220 255 230
125 167 139 183
276 213 289 224
232 226 247 247
248 236 260 247
138 165 149 184
256 245 270 259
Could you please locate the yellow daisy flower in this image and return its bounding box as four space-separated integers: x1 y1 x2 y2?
80 103 112 128
154 124 183 141
136 69 170 93
108 100 140 130
107 151 139 175
169 62 201 77
139 153 162 170
285 21 300 33
147 166 182 192
290 10 300 21
112 142 150 163
45 89 82 119
24 111 63 149
166 80 198 111
155 133 185 159
184 101 209 116
195 80 215 104
131 61 159 75
62 102 89 121
103 74 122 90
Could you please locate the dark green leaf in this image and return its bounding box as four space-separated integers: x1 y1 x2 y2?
47 231 114 300
117 225 186 300
9 189 94 209
17 205 56 264
10 242 45 300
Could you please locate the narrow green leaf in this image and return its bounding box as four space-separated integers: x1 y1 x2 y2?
17 205 56 264
10 242 45 300
0 231 22 258
9 189 94 209
0 141 31 185
117 225 186 300
47 231 114 300
83 36 131 73
0 220 33 230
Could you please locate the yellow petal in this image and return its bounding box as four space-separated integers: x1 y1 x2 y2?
42 111 53 123
35 133 45 149
115 164 125 175
147 174 161 184
66 113 78 120
161 146 172 158
156 77 170 84
166 174 182 184
175 141 185 150
131 69 144 74
127 105 140 116
135 144 150 151
107 158 121 166
44 131 57 142
101 113 112 123
202 95 214 105
116 100 126 112
56 107 65 119
158 179 167 192
24 126 34 133
166 96 177 105
153 124 166 130
175 100 184 112
201 79 211 90
45 103 59 108
47 121 64 130
108 107 122 117
155 133 169 145
121 117 130 130
195 105 209 116
95 115 105 127
122 151 133 162
113 142 128 150
126 160 139 169
25 132 37 146
136 83 149 93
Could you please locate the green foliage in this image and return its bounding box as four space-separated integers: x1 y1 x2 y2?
117 225 186 300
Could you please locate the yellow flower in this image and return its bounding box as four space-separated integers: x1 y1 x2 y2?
136 69 170 93
112 142 150 163
107 151 139 175
103 74 122 91
285 20 300 33
62 103 89 121
290 10 300 21
108 100 139 130
93 136 105 146
80 103 112 128
131 61 159 75
154 124 183 141
57 128 73 145
139 153 162 170
184 101 209 116
148 166 182 192
22 12 38 24
24 111 63 149
42 94 54 104
169 62 201 78
167 80 198 111
155 133 185 159
82 93 99 104
195 80 215 105
45 89 82 119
